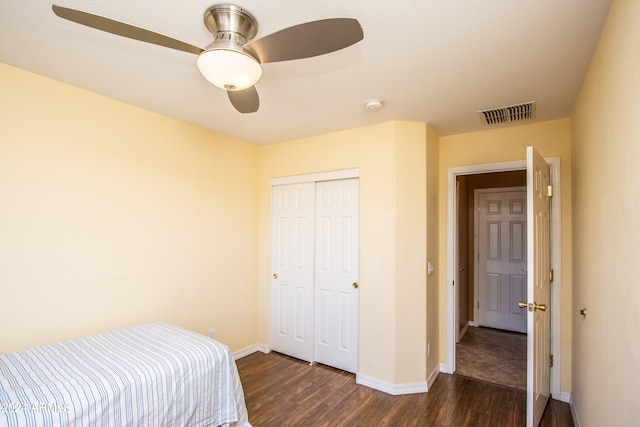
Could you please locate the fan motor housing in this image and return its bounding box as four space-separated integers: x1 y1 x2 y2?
203 4 258 43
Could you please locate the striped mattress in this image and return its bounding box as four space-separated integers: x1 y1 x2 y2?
0 322 251 427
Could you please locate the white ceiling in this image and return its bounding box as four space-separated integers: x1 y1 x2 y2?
0 0 611 145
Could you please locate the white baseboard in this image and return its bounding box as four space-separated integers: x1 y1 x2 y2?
233 344 270 360
439 362 453 374
557 391 571 403
356 374 427 395
569 395 581 427
427 365 440 390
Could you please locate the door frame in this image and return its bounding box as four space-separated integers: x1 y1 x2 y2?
445 158 563 400
270 168 360 186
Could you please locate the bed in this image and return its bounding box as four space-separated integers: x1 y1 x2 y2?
0 322 251 427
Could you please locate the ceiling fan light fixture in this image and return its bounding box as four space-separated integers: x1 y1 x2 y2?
197 48 262 91
52 3 364 113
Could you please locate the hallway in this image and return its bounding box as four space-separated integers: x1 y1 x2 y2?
455 326 527 390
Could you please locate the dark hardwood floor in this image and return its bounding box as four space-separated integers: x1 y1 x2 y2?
236 351 574 427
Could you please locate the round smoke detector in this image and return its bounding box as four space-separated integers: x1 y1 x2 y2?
365 99 383 111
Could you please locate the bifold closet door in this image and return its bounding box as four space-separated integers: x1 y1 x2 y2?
314 178 359 373
269 182 315 363
270 178 359 373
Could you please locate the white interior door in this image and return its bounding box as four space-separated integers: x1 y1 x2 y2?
314 178 359 373
525 146 551 427
476 188 527 333
270 178 359 372
269 182 315 362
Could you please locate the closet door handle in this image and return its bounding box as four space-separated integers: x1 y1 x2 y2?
352 282 359 289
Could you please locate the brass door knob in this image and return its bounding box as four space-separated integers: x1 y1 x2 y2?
534 302 547 311
518 301 547 311
273 273 277 279
353 282 359 289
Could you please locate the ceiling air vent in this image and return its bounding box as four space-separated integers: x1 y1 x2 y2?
479 101 536 125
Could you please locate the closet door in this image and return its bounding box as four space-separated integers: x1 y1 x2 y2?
269 182 315 362
314 178 359 373
269 178 359 373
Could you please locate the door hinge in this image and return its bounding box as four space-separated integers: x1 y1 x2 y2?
549 269 554 282
547 185 553 197
550 354 554 367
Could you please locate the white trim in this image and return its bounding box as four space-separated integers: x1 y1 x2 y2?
439 362 452 375
427 365 440 390
233 344 270 360
356 374 427 395
570 395 581 427
559 391 571 404
446 157 563 399
548 158 562 400
269 168 359 186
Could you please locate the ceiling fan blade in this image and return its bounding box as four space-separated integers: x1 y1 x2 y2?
52 5 203 55
245 18 363 64
228 86 259 113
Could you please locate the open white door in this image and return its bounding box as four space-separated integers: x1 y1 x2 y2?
523 146 551 426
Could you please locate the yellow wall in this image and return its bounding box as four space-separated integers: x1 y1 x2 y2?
438 119 573 393
394 123 428 383
570 1 640 425
0 63 259 354
1 61 434 390
425 125 440 379
258 122 430 386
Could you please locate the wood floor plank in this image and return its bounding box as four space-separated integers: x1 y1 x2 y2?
236 351 573 427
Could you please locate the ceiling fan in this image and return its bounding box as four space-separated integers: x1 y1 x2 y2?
52 4 364 113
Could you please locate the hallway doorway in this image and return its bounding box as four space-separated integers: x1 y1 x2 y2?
454 171 527 388
445 157 563 399
455 171 526 334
